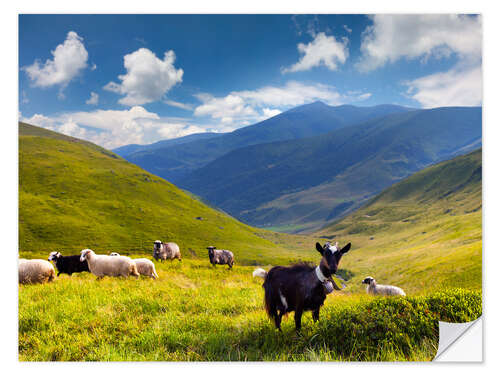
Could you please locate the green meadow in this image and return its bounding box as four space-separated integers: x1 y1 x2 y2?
18 123 482 361
19 259 481 361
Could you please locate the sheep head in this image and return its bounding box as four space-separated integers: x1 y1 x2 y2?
362 276 375 285
48 251 61 262
80 249 93 262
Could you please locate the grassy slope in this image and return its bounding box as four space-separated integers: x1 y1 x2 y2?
318 148 482 295
18 122 313 265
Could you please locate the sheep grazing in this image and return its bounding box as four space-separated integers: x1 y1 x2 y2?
19 259 56 284
80 249 139 279
207 246 234 269
362 276 406 296
133 258 159 279
153 241 181 261
48 251 90 276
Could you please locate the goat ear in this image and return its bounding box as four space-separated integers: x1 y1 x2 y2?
316 242 324 255
340 243 351 254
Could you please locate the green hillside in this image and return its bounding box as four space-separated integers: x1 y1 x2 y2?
318 148 482 294
18 122 311 264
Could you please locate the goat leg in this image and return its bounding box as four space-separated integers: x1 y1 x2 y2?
312 308 320 322
294 306 304 332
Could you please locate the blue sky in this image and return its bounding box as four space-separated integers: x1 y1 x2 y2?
19 14 482 149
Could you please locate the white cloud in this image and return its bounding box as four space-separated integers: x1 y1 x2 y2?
85 92 99 105
164 99 193 110
404 65 482 108
90 63 97 71
23 31 88 91
194 94 258 121
21 106 208 149
282 32 349 73
356 15 482 108
357 15 482 72
343 25 352 34
104 48 183 106
262 108 282 118
157 123 206 139
236 81 343 107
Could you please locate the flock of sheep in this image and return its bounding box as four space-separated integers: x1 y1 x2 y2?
18 240 236 284
19 240 405 297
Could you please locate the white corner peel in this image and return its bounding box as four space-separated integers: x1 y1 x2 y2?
433 317 482 362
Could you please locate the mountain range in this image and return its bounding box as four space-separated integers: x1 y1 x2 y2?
114 103 481 232
179 106 482 231
115 102 414 183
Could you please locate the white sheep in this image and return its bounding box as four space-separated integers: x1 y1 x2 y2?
109 252 120 256
253 268 267 278
19 259 56 284
362 276 406 296
133 258 159 279
80 249 139 279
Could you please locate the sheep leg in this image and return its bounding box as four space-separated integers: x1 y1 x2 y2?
312 308 320 322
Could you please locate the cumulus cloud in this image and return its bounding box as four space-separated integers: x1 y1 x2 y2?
21 106 209 149
23 31 88 91
85 92 99 105
194 94 258 124
357 14 482 72
262 108 282 118
404 65 482 108
282 32 349 73
104 48 183 106
356 15 482 108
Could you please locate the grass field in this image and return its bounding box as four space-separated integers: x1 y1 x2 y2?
18 258 481 361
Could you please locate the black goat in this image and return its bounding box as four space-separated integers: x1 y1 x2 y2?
48 251 90 276
254 241 351 331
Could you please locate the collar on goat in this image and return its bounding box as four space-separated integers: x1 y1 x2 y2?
315 266 329 283
316 266 344 292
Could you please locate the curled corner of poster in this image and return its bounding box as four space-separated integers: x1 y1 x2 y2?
433 316 483 362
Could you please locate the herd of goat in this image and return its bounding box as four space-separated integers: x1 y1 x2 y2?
19 240 405 331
